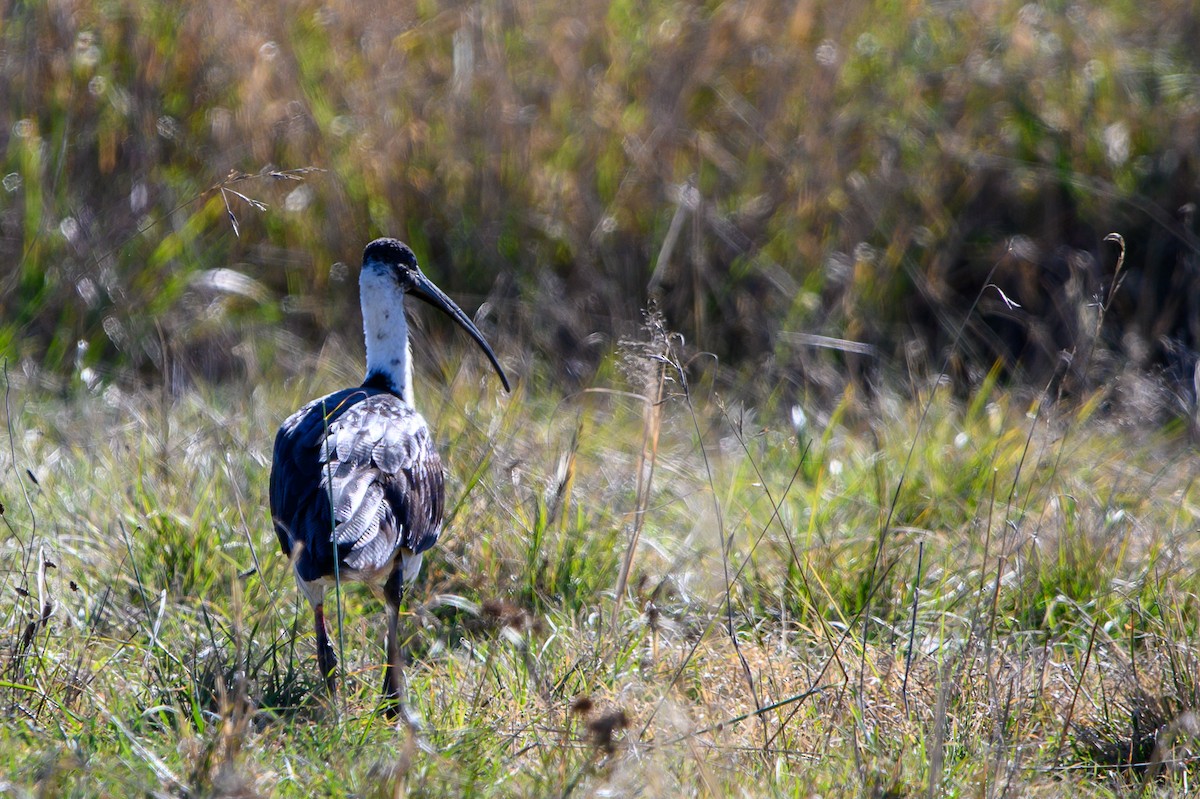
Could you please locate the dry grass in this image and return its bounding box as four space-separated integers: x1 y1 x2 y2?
3 0 1200 394
2 1 1200 795
2 320 1200 796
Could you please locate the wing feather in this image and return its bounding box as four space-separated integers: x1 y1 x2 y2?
270 387 445 583
332 480 385 546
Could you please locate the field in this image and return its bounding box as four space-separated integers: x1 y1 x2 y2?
3 325 1200 796
3 0 1200 796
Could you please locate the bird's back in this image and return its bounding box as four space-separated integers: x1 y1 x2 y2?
270 387 444 584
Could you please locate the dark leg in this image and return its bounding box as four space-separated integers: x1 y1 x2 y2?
314 602 338 697
381 596 407 718
380 568 411 719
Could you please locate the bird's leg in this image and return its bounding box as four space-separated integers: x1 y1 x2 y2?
314 602 338 697
381 594 408 718
380 568 412 720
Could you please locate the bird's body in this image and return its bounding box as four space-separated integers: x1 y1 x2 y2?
271 388 441 587
270 238 508 714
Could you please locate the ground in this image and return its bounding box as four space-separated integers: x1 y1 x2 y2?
2 332 1199 798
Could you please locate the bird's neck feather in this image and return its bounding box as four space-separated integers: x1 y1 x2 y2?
360 266 414 402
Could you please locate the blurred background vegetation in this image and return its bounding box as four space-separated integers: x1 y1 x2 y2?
6 4 1200 792
2 0 1199 403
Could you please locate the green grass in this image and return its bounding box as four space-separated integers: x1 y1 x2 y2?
4 0 1200 391
3 1 1199 794
2 330 1199 797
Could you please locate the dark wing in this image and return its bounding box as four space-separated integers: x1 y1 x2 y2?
271 388 378 571
270 388 444 582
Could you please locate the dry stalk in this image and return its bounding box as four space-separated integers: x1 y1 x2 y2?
611 354 665 629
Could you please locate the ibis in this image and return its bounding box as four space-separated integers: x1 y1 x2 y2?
270 237 509 716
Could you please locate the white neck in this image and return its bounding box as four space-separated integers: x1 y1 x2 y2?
360 263 414 402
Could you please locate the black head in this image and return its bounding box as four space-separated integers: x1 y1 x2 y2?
362 237 418 271
361 237 511 392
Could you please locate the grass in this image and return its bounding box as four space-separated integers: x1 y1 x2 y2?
3 1 1199 794
4 0 1200 391
2 319 1200 797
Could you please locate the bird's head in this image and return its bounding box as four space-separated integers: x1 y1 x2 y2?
362 237 511 392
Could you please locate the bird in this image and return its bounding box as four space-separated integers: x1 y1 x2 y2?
270 237 510 716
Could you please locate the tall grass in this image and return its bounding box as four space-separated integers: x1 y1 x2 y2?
2 312 1199 795
3 0 1200 795
2 0 1199 394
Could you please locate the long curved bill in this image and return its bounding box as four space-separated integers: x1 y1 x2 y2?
410 271 511 392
